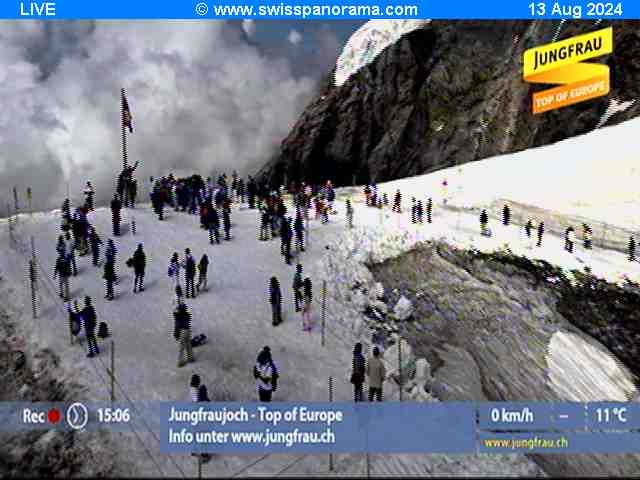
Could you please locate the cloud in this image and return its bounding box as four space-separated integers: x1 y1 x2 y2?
288 29 303 46
241 19 256 38
0 21 314 212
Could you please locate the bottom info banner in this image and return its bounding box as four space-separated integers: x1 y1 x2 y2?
160 402 475 454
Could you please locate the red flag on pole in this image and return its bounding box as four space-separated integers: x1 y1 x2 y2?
122 92 133 133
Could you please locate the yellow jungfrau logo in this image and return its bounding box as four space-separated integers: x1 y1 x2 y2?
523 27 612 114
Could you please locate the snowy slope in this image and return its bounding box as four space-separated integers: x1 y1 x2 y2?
1 118 639 476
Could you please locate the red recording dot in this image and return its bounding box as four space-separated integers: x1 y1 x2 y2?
47 408 61 424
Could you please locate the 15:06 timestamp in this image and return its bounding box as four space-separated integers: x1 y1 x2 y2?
97 407 131 423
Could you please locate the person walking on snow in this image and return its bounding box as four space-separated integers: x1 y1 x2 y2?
63 231 77 276
411 198 417 224
131 243 146 293
182 248 197 298
173 302 193 368
53 253 71 301
103 255 116 301
206 206 220 245
502 203 511 226
254 346 278 402
294 210 305 252
302 277 313 331
537 221 544 247
583 224 593 250
479 209 489 236
269 277 283 326
222 203 232 241
168 252 181 288
416 200 424 224
629 236 636 262
366 346 386 402
82 296 99 358
426 197 433 224
351 342 366 402
110 194 122 236
346 199 354 228
83 181 94 211
88 227 102 267
393 189 402 214
292 264 304 313
565 227 576 254
196 254 209 292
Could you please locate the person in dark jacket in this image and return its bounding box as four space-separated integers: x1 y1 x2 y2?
132 243 146 293
183 248 197 298
259 208 270 241
82 296 99 357
247 177 257 209
502 203 511 226
292 264 304 313
281 218 293 265
346 199 354 228
393 189 402 213
537 221 544 247
416 200 424 224
88 227 102 267
302 277 313 331
206 207 220 244
196 254 209 292
426 197 433 224
222 203 232 240
254 346 278 401
269 277 283 326
53 254 71 301
130 178 138 208
479 209 489 236
583 224 593 250
173 302 193 367
103 256 116 300
351 343 366 402
110 195 122 236
525 219 533 238
64 231 78 276
629 236 636 262
294 210 305 252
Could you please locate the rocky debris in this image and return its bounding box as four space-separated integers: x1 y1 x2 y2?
260 21 640 187
393 295 414 321
370 241 640 476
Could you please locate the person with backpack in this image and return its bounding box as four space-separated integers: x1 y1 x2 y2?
196 254 209 292
351 343 366 402
53 253 71 301
131 243 146 293
302 277 313 331
292 264 304 313
254 346 278 401
82 296 99 357
366 346 386 401
269 277 283 326
182 248 197 298
173 302 193 368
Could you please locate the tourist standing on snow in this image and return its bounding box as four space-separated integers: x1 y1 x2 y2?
479 209 489 236
168 252 181 288
103 254 116 301
222 201 232 241
411 198 417 224
583 224 593 250
84 181 95 211
392 190 402 214
426 197 433 224
182 248 197 299
88 227 102 267
110 194 122 236
131 243 146 293
63 231 78 276
525 219 533 239
248 176 257 209
292 264 304 313
294 210 305 252
269 277 283 326
302 277 313 331
53 253 71 301
206 206 220 244
196 254 209 292
346 199 354 228
189 374 201 402
366 346 386 402
565 227 575 253
629 236 636 262
351 342 366 402
502 203 511 226
364 184 372 206
173 302 193 368
259 206 270 241
83 296 99 358
254 347 278 402
537 221 544 247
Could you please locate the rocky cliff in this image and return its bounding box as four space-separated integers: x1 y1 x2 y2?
259 20 640 187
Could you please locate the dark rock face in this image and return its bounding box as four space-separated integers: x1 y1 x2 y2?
259 21 640 187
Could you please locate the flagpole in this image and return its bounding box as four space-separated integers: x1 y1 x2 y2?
121 88 128 173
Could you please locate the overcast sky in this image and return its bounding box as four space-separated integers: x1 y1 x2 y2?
0 20 362 212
